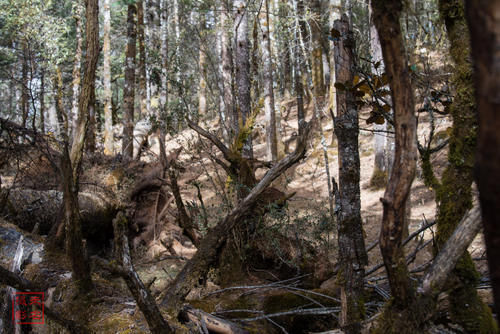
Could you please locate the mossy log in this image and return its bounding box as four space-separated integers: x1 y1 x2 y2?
1 188 116 242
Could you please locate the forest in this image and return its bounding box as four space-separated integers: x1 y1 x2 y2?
0 0 499 333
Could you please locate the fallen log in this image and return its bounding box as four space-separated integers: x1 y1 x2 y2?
1 188 116 243
180 306 249 334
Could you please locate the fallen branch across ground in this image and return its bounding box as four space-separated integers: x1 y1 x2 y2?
161 122 313 313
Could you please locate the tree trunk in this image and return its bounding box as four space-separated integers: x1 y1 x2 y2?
103 0 113 155
465 0 500 319
310 0 325 97
122 4 137 160
368 4 388 187
86 88 96 153
39 70 45 134
278 0 292 98
430 1 497 331
372 0 416 310
219 0 236 138
64 0 100 292
293 0 305 136
71 2 83 138
198 12 207 117
333 16 368 334
261 0 278 162
234 0 253 159
137 1 148 118
21 45 29 128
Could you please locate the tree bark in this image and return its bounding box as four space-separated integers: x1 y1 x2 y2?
310 0 325 97
20 45 29 128
333 16 368 334
372 0 417 309
465 0 500 319
103 0 113 155
122 4 137 160
137 1 148 118
198 12 208 118
219 0 236 138
234 0 253 159
70 2 83 138
39 70 45 134
261 0 278 162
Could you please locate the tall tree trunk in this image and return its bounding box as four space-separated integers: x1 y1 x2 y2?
39 70 45 134
21 45 28 128
277 0 292 98
465 0 500 322
103 0 113 155
65 0 100 292
160 0 168 118
261 0 277 161
293 0 305 136
426 1 498 331
122 4 137 160
310 0 325 97
71 2 83 137
198 12 207 118
372 0 416 310
368 4 388 187
219 0 236 138
234 0 253 159
137 1 148 118
333 16 368 334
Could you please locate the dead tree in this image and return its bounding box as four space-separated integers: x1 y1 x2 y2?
465 0 500 319
332 15 368 334
161 121 312 313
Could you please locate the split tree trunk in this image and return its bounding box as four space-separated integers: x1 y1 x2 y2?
333 15 368 334
372 0 417 309
103 0 113 155
261 0 278 162
465 0 500 318
64 0 100 292
122 4 137 159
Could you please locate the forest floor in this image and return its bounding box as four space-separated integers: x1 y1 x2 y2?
0 95 492 333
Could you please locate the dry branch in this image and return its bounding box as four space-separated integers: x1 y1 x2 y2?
180 306 249 334
161 122 312 312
